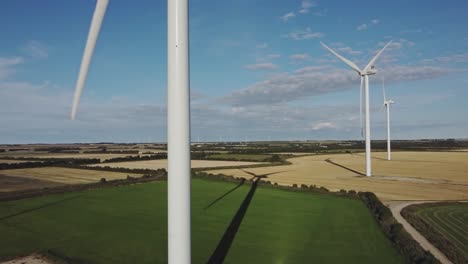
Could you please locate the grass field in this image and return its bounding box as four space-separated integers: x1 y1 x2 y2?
88 159 263 170
410 203 468 263
207 151 468 201
0 167 141 186
0 179 403 264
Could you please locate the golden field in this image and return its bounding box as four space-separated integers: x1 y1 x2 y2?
88 159 263 170
0 167 141 186
206 151 468 201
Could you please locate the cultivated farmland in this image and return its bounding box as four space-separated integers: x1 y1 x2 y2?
206 151 468 201
0 179 403 264
0 167 141 186
88 159 263 170
402 202 468 264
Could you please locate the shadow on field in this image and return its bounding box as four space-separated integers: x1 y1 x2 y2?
207 169 287 264
204 178 247 210
354 153 387 161
0 195 81 221
325 158 365 176
204 170 287 211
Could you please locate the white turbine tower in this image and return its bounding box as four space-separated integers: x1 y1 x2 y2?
70 0 191 263
382 77 395 161
321 41 392 176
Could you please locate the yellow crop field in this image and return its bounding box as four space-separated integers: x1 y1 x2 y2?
89 159 262 170
206 151 468 201
1 167 141 185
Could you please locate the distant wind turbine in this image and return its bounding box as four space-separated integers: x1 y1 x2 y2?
382 77 395 161
70 0 191 263
320 40 392 176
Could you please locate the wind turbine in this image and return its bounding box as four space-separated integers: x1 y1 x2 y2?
70 0 191 263
382 77 395 161
320 41 392 176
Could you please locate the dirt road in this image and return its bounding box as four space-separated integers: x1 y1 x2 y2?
386 201 453 264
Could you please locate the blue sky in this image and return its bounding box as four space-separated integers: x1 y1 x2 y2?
1 0 467 143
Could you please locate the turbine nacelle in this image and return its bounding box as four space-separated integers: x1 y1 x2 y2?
365 66 377 76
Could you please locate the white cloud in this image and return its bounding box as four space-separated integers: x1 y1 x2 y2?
280 12 296 22
422 53 468 64
336 46 362 56
282 28 324 40
20 40 49 59
244 63 278 71
266 54 281 59
299 1 316 13
0 57 24 80
357 18 380 31
221 65 457 106
289 53 309 60
311 122 336 130
302 1 316 9
357 24 368 31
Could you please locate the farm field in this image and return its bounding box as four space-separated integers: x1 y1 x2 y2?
0 153 155 162
0 179 403 264
404 202 468 263
206 151 468 201
207 153 273 161
0 167 141 188
0 159 32 164
88 159 263 170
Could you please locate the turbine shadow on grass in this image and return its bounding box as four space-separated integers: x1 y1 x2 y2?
207 169 289 264
204 178 247 210
325 158 365 176
207 178 259 264
0 195 81 221
204 170 286 211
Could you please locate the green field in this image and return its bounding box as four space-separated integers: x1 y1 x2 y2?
411 203 468 263
0 179 403 263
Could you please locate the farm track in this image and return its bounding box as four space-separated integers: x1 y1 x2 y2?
387 201 454 264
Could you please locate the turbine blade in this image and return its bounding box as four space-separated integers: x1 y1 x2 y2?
363 40 392 73
382 76 386 102
320 42 362 73
71 0 109 120
360 77 364 138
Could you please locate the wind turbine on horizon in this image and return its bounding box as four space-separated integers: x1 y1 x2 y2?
70 0 191 263
382 77 395 161
320 40 392 176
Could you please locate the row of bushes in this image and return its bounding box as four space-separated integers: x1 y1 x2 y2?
62 163 167 177
0 158 101 170
102 153 167 163
83 150 140 154
402 203 465 264
359 192 439 264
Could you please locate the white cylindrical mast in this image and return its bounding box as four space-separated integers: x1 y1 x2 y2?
167 0 191 263
386 104 391 161
364 75 372 176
